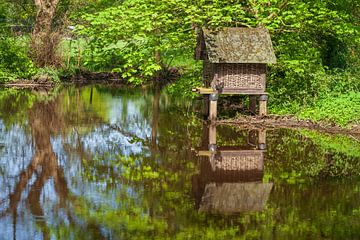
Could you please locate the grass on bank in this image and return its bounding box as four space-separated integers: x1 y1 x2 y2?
298 92 360 127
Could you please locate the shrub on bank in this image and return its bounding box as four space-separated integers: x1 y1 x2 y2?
298 92 360 127
0 37 37 82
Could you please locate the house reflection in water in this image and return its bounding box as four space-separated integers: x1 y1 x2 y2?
192 124 273 214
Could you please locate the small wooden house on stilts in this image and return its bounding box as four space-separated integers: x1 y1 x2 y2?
194 27 276 120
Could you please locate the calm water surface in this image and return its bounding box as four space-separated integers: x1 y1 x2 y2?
0 86 359 240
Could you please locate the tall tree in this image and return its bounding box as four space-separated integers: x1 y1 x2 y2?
30 0 61 67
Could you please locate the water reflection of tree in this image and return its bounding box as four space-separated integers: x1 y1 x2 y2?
0 89 107 239
0 100 68 239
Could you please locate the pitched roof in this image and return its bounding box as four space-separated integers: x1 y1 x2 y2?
202 27 276 64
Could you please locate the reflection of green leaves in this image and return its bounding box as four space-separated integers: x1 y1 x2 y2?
266 129 360 182
279 171 306 184
301 130 360 159
0 86 65 128
73 196 169 239
0 88 36 127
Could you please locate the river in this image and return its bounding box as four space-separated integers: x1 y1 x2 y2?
0 85 359 239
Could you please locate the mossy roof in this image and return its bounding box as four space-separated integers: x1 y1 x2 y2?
202 27 276 64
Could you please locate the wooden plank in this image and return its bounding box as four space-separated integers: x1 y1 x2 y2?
193 87 268 95
198 150 266 157
192 87 216 94
198 151 214 157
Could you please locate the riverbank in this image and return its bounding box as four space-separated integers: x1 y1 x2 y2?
215 92 360 134
1 80 359 137
220 115 360 137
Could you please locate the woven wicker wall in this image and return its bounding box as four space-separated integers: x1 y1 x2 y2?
212 153 264 171
198 155 264 183
203 63 267 92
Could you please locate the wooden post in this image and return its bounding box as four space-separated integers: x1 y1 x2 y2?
249 95 257 114
258 129 267 150
259 101 267 116
259 95 268 116
208 123 217 162
209 94 218 122
209 101 217 121
209 123 217 146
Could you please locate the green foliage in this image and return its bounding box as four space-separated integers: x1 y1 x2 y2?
0 0 35 29
77 0 193 83
298 92 360 126
0 37 37 82
300 129 360 159
75 0 360 118
266 0 359 109
0 1 36 82
161 48 202 97
33 67 61 83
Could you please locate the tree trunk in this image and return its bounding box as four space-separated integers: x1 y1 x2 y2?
33 0 59 34
31 0 61 67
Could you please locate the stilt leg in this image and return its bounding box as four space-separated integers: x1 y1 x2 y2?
209 94 218 122
258 129 267 150
209 123 217 146
259 95 268 116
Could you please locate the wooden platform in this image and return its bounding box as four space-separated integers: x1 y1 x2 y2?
198 149 266 157
192 87 268 95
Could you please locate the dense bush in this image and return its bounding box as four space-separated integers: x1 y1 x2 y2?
0 37 37 82
298 92 360 126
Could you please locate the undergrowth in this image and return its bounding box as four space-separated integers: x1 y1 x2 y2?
298 92 360 127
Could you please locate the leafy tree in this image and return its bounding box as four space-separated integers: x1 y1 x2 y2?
77 0 194 83
77 0 360 98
